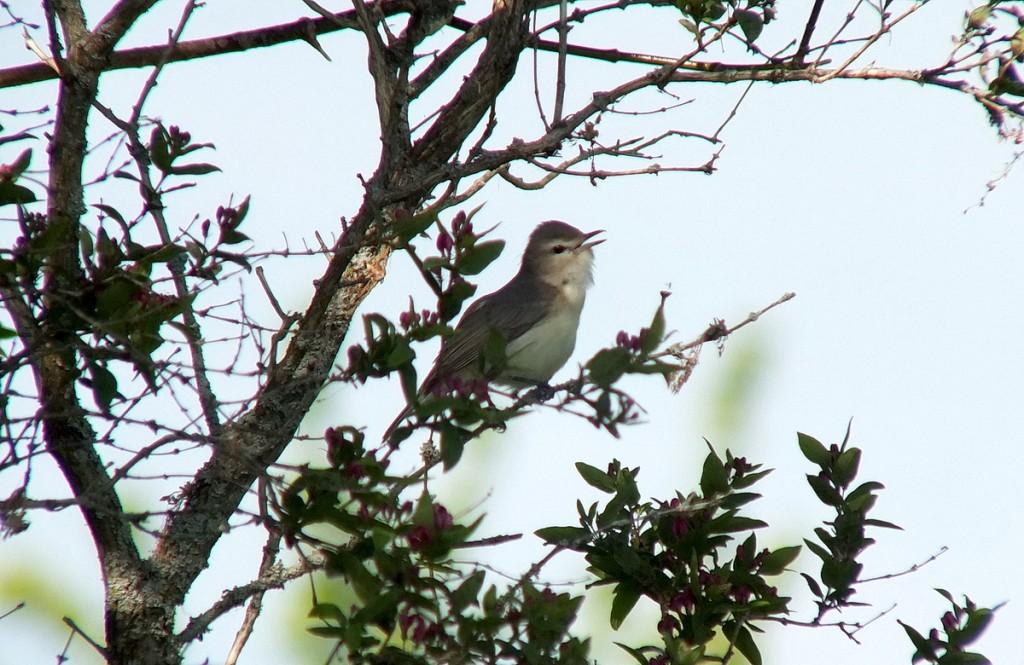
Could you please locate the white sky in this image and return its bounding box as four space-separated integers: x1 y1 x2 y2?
1 1 1022 664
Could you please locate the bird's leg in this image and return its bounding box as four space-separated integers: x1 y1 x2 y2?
522 381 556 403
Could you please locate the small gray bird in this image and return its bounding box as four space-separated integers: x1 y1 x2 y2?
387 220 604 438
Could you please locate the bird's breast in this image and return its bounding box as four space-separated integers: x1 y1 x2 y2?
504 290 585 383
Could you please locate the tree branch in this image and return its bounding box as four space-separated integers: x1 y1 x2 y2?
177 549 323 645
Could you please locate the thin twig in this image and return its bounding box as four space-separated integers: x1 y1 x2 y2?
61 617 108 659
860 546 949 583
552 0 568 123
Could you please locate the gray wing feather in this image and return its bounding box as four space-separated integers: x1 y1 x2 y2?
430 275 553 383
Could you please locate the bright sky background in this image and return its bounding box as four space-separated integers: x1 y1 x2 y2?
2 1 1023 664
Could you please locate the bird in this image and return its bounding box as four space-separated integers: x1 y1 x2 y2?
385 220 604 441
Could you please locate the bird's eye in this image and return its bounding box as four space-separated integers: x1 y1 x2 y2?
552 244 566 254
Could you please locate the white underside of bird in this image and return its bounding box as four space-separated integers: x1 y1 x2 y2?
503 280 587 383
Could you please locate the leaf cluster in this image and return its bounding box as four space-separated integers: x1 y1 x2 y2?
797 429 900 618
279 426 589 665
899 590 1000 665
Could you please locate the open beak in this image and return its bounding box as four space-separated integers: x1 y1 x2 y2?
575 229 605 252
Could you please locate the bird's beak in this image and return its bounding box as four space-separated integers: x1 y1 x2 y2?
575 229 605 252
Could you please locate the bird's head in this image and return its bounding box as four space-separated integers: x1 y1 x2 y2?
520 220 604 289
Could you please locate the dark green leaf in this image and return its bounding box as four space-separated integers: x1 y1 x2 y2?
586 347 631 388
441 424 469 470
614 642 651 665
901 618 937 659
219 229 250 245
938 653 991 665
806 474 842 507
957 608 994 646
149 125 172 172
308 602 346 623
169 162 221 176
707 514 767 534
759 545 801 575
458 240 505 275
450 570 486 612
700 448 729 496
801 572 823 598
797 432 830 468
88 364 121 413
307 625 346 638
834 447 861 487
733 624 762 665
609 583 641 630
0 181 36 206
333 550 381 603
534 526 589 549
720 491 762 509
640 294 667 354
803 539 831 562
734 8 763 43
392 210 438 242
863 518 902 530
0 325 16 340
575 462 616 493
385 338 414 369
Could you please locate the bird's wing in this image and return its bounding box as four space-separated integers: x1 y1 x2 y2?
431 277 553 382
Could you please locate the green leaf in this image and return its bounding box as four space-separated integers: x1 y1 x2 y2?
575 462 616 493
88 364 121 413
733 625 762 665
458 239 505 275
797 432 831 468
308 602 346 623
586 347 631 388
640 293 667 353
169 162 221 176
219 229 250 245
534 526 589 549
707 514 767 534
863 518 902 530
149 125 172 172
957 608 994 646
450 570 486 612
0 181 36 206
0 325 16 340
734 8 763 43
1013 27 1024 58
806 474 842 507
901 618 937 659
759 545 801 575
609 583 641 630
392 209 438 242
834 447 861 487
440 424 469 470
385 338 414 369
803 539 831 562
332 550 381 603
307 625 346 638
801 572 823 598
614 642 651 665
700 448 729 496
939 653 991 665
967 6 991 29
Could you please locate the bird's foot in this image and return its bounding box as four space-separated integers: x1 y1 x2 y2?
525 382 556 403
